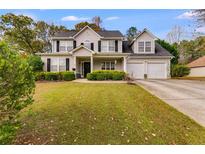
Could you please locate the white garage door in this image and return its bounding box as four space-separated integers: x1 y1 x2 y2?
127 63 144 79
147 63 166 79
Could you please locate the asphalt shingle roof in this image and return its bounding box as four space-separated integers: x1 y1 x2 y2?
53 30 123 38
187 56 205 68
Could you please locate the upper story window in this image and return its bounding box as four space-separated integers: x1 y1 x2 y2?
101 40 116 52
56 40 73 52
138 41 152 53
108 40 115 51
84 40 91 49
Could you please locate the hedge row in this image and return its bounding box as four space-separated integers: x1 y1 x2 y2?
35 71 75 81
87 70 126 80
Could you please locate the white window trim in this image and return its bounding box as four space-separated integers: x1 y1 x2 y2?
101 40 115 52
101 61 115 70
137 41 152 53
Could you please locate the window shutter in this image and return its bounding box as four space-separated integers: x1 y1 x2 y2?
73 40 76 49
81 43 84 45
66 58 69 71
47 58 51 72
56 41 60 52
91 43 94 50
115 40 118 52
98 41 101 52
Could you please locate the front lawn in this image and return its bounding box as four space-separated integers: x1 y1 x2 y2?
9 82 205 144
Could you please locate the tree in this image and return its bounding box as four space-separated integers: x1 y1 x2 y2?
126 27 139 41
0 41 35 122
35 21 68 52
156 39 179 64
193 10 205 26
166 25 185 44
0 13 44 54
75 22 101 31
27 55 44 72
92 16 102 27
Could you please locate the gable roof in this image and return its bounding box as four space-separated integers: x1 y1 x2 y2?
73 25 102 38
130 28 158 45
123 41 172 57
187 56 205 68
70 45 96 54
52 26 123 38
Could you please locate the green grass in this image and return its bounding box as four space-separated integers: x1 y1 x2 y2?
10 82 205 144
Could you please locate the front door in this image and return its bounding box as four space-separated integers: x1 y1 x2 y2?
83 62 90 78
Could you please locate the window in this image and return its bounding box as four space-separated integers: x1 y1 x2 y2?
101 61 115 70
101 41 107 51
138 41 152 52
59 59 66 72
51 58 58 72
67 41 73 51
84 40 91 49
108 40 115 51
138 42 144 52
145 41 151 52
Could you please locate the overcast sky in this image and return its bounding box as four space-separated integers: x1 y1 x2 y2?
0 9 201 39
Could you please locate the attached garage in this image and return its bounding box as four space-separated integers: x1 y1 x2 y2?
147 62 167 79
127 63 144 79
127 59 169 79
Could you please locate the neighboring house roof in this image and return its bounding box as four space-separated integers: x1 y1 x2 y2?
187 56 205 68
52 26 123 38
124 42 172 57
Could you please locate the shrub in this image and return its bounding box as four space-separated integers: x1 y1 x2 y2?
27 55 44 72
44 72 59 80
35 72 45 81
87 70 126 80
171 64 190 77
0 41 35 122
60 71 75 81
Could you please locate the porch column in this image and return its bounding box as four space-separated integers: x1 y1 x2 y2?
91 56 93 73
73 56 76 71
123 56 127 72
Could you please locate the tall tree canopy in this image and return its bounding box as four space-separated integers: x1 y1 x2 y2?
126 27 139 41
0 13 69 54
75 21 101 31
156 39 179 64
92 16 102 27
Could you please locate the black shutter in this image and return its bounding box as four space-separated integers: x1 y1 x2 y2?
56 40 60 52
115 40 118 52
91 43 94 50
73 40 76 49
81 43 84 45
47 58 51 72
66 58 69 71
98 41 101 52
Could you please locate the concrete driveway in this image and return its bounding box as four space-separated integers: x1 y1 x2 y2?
136 79 205 127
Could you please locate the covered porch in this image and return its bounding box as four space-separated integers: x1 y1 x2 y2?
74 56 127 78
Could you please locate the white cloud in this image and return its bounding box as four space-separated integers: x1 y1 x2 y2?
61 16 90 21
105 16 120 21
195 26 205 33
176 11 197 20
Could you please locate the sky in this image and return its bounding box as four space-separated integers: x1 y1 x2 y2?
0 9 201 39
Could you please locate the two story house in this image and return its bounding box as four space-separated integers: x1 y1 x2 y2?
37 25 172 79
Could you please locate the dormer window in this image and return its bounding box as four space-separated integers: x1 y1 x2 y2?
138 41 152 53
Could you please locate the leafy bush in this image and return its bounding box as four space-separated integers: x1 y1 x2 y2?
87 70 126 80
0 41 35 122
44 72 59 80
35 72 45 81
27 55 44 72
171 64 190 77
60 72 75 81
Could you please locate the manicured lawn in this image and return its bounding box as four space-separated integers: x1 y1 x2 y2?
11 82 205 144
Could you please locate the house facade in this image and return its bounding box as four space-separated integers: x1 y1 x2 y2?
37 25 172 79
